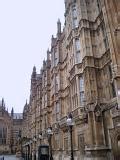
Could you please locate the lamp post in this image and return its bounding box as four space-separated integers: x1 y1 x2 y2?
66 113 74 160
17 130 23 158
38 133 42 144
33 136 37 160
47 127 53 160
29 140 33 160
27 141 30 160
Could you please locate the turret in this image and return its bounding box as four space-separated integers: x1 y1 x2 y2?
31 66 37 98
51 35 56 47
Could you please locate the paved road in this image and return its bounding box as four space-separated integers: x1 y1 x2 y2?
0 155 23 160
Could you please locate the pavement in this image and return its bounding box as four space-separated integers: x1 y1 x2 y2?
0 155 23 160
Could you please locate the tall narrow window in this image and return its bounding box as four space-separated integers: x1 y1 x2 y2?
56 102 60 120
108 65 113 79
45 93 47 106
55 75 59 93
51 51 54 68
54 50 58 66
45 72 47 86
108 64 116 98
75 38 81 63
72 3 78 28
101 23 109 50
111 82 116 98
97 0 102 13
79 76 85 106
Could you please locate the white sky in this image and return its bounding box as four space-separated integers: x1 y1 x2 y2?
0 0 65 113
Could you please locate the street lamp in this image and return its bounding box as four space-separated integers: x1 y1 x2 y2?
33 136 37 160
38 133 42 140
66 113 74 160
47 127 53 160
17 130 23 158
29 140 33 160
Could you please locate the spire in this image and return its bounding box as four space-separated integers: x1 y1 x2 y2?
32 66 36 78
43 60 46 70
2 98 4 107
11 107 14 118
1 98 6 110
57 19 61 37
31 66 37 98
23 100 28 112
26 99 27 105
47 49 51 67
47 48 50 60
33 66 36 72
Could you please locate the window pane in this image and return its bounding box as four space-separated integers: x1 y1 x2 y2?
79 77 84 92
75 39 80 51
80 92 85 105
72 4 77 17
73 18 78 28
54 51 58 66
76 51 81 63
79 77 85 105
56 102 60 113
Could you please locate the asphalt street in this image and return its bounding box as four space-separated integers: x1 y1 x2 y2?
0 155 23 160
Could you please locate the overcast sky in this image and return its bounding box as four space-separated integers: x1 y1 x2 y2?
0 0 65 113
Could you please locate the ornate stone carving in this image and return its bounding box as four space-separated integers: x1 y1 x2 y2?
94 105 102 122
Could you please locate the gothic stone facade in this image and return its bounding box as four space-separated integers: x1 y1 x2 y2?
0 99 23 154
22 0 120 159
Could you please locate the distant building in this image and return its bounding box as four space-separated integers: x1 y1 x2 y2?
0 98 23 154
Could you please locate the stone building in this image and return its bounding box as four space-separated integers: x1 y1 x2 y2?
22 0 120 159
0 99 23 154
